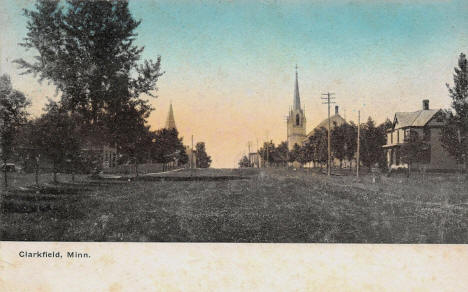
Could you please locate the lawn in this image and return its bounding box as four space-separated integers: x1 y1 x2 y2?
1 168 467 242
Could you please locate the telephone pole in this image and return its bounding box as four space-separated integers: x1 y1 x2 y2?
247 141 252 166
191 134 194 170
321 92 336 176
357 111 360 178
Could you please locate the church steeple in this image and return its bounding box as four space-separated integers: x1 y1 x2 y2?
165 102 176 130
286 65 307 150
293 64 301 111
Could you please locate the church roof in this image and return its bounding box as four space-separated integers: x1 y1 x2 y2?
293 67 301 111
306 114 347 137
165 103 176 130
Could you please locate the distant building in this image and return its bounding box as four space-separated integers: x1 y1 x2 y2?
286 67 307 150
304 106 350 168
306 106 346 135
165 103 176 130
185 145 197 168
81 142 117 169
249 152 263 168
383 99 458 171
163 103 197 168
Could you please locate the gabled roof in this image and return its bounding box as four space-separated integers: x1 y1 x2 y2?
394 109 440 129
306 114 347 137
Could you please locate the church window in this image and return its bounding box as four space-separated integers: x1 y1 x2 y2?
296 114 300 126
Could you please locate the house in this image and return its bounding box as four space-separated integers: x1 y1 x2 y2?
383 99 458 171
81 143 118 169
248 152 262 168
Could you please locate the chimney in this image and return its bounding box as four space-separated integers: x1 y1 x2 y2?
422 99 429 110
335 105 339 115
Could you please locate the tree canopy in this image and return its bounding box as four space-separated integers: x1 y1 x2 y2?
0 74 30 188
195 142 211 168
441 53 468 168
15 0 163 148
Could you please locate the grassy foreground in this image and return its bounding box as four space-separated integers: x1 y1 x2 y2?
1 168 467 242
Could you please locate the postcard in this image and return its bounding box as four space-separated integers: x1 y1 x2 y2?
1 0 467 291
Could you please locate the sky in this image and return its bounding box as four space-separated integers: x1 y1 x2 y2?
1 0 467 167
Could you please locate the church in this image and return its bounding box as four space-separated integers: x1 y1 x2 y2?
286 67 307 150
164 103 196 168
285 67 349 168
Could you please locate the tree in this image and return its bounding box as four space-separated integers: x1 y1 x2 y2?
151 128 187 171
331 123 347 168
400 130 430 176
307 128 328 169
275 141 289 166
15 0 163 149
0 74 30 189
258 141 276 167
343 122 357 168
34 101 81 183
441 53 468 171
238 155 252 168
359 117 386 169
195 142 211 168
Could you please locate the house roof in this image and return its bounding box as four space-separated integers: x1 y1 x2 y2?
394 109 440 129
306 114 347 137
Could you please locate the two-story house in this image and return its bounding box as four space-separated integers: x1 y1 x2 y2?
383 99 458 171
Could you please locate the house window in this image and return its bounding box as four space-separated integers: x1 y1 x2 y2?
423 128 431 141
397 130 400 143
296 114 300 126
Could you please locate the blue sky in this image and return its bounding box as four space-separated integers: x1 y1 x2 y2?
1 0 467 167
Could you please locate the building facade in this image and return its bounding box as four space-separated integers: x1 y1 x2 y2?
383 99 458 171
286 67 307 150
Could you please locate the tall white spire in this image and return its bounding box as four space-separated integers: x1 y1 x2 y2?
293 64 301 111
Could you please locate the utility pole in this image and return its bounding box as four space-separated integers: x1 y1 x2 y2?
265 131 269 168
357 111 360 178
247 141 252 166
191 134 194 171
256 138 259 168
321 92 336 176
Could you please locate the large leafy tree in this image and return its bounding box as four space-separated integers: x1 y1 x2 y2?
34 101 81 183
195 142 211 168
151 128 187 170
15 0 163 146
441 53 468 170
331 122 347 168
0 74 30 189
307 127 328 169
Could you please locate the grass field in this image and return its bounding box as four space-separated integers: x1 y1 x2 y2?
1 168 467 242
